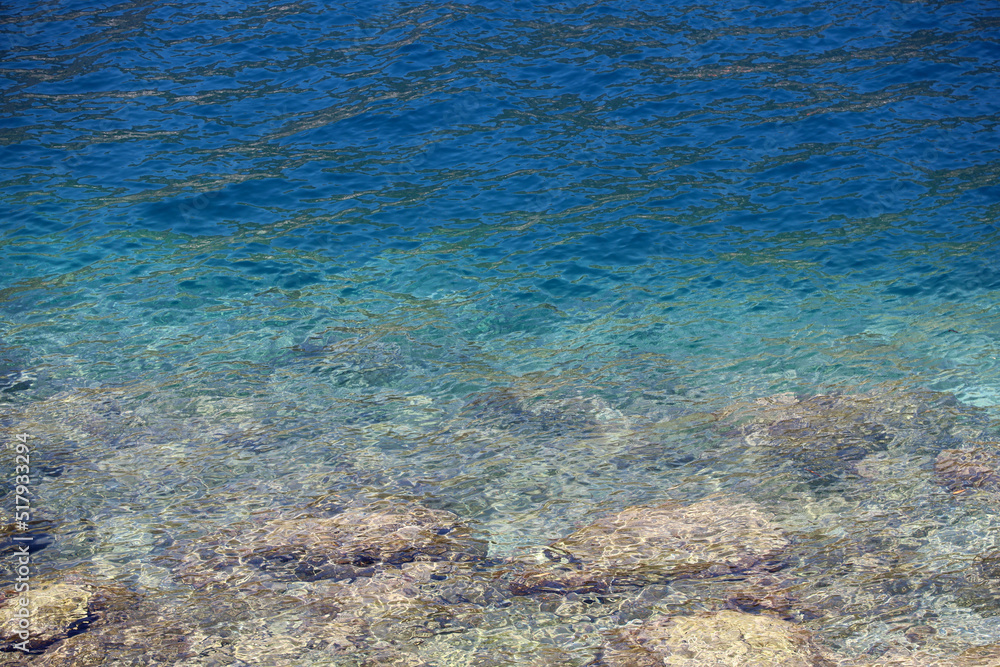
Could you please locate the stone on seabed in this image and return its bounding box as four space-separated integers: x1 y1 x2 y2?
173 501 487 588
844 642 1000 667
0 580 93 652
509 496 789 594
723 386 989 490
0 574 176 666
601 610 836 667
934 447 1000 493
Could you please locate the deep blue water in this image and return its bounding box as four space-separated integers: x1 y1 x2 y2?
2 0 1000 664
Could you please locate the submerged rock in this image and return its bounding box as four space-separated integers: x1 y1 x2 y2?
0 580 94 652
737 396 893 488
973 551 1000 582
0 574 142 658
0 385 162 484
309 560 493 646
723 387 986 491
0 344 32 400
951 550 1000 615
171 502 486 589
230 616 368 665
845 643 1000 667
601 610 835 667
508 497 789 595
461 388 625 434
290 336 407 387
0 521 56 560
34 388 145 445
186 554 500 665
718 571 825 623
934 448 1000 493
957 643 1000 666
0 370 33 397
149 501 507 664
26 593 193 667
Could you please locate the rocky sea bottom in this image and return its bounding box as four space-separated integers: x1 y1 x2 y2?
1 376 1000 666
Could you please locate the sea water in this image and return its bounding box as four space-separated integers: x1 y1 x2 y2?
1 0 999 664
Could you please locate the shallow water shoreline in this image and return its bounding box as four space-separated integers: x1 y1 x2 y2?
2 0 1000 663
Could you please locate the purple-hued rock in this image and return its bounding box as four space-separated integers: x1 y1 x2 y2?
934 448 1000 493
721 387 987 489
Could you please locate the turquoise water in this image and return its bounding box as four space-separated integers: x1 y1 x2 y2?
2 0 1000 664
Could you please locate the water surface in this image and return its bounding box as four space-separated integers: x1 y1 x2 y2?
2 0 1000 664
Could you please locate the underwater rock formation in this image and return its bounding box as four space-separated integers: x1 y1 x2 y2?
0 579 94 652
934 447 1000 493
142 500 512 664
722 387 987 491
844 642 1000 667
508 496 789 595
228 616 369 665
24 590 193 667
601 610 836 667
461 387 626 435
171 501 487 589
29 388 145 447
956 643 1000 666
0 344 32 400
0 521 56 560
289 336 408 387
0 370 33 398
306 560 494 648
950 550 1000 615
0 386 148 482
0 573 146 660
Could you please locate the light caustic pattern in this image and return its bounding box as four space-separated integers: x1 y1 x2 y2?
0 0 999 664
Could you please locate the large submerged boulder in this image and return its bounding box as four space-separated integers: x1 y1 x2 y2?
0 580 94 652
0 386 150 481
601 611 836 667
171 501 487 589
844 642 1000 667
508 496 789 595
957 643 1000 666
24 590 194 667
461 387 627 435
0 573 143 659
934 448 1000 493
722 387 987 490
22 387 145 446
289 336 408 387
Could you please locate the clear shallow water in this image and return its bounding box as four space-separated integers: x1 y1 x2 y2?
2 0 1000 664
